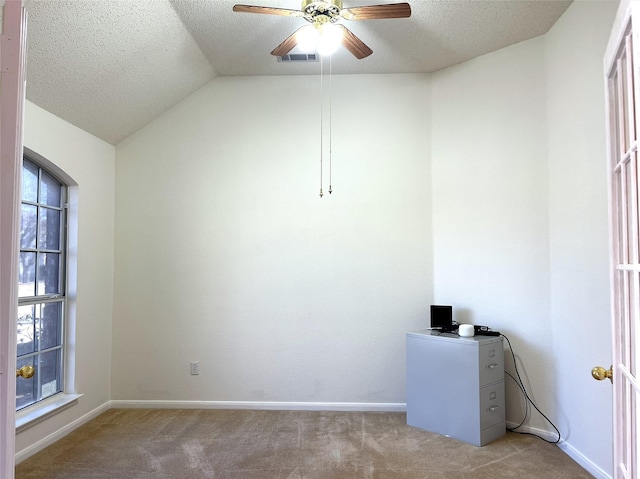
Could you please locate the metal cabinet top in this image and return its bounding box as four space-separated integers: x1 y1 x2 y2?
406 329 503 346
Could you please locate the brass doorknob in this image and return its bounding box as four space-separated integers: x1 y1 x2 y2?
16 365 35 379
592 365 613 383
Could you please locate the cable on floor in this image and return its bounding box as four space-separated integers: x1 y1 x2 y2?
502 333 562 444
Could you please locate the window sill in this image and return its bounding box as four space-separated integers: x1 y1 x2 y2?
16 393 83 432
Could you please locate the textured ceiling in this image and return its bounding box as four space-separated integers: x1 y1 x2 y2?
22 0 572 145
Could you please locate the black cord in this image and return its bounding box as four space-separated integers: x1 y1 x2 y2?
505 370 529 430
502 333 562 444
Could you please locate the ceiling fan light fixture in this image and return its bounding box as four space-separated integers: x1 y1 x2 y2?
317 23 343 56
297 25 320 52
296 23 343 56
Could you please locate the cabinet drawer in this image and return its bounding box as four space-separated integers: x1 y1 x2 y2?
480 382 505 430
479 342 504 386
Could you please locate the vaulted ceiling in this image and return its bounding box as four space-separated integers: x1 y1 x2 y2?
22 0 572 145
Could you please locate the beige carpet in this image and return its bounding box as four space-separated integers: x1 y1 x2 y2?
16 409 592 479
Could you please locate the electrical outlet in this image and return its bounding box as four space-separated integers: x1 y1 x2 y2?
190 361 199 375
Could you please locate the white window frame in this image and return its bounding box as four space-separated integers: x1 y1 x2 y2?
15 148 81 430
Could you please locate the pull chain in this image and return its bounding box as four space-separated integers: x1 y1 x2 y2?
319 55 324 198
328 54 333 195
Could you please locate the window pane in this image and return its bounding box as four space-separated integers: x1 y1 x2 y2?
39 302 62 350
18 252 36 297
39 349 62 400
15 356 36 410
37 253 61 295
616 168 624 264
627 160 635 262
40 170 61 207
20 204 37 249
17 305 36 357
38 207 61 250
611 75 620 169
22 160 38 203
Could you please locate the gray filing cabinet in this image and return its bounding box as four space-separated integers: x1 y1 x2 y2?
406 330 505 446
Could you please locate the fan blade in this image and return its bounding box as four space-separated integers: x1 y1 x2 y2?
342 3 411 20
233 4 303 17
338 25 373 59
270 27 305 56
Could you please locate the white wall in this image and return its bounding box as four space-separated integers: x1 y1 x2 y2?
112 74 432 404
431 37 551 429
546 1 617 475
15 101 115 453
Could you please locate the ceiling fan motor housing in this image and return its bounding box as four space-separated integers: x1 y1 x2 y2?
302 0 344 23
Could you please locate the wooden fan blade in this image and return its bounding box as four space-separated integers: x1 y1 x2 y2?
270 27 305 56
338 25 373 59
342 3 411 20
233 4 303 17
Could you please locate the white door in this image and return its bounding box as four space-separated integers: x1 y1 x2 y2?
603 2 640 478
0 1 27 478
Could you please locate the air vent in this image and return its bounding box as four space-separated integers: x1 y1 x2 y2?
277 53 319 63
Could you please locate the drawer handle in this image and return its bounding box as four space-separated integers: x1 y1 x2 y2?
487 405 500 412
487 363 499 369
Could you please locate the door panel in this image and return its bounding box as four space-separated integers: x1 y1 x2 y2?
605 4 640 477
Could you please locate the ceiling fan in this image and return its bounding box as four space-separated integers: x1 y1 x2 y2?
232 0 411 59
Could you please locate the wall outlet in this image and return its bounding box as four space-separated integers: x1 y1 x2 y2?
190 361 199 375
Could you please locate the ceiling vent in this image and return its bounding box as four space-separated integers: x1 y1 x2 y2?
277 53 319 63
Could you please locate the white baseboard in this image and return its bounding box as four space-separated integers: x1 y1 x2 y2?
15 401 111 464
109 400 407 412
506 421 612 479
505 421 560 442
557 441 612 479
